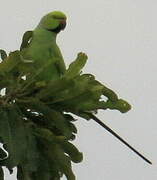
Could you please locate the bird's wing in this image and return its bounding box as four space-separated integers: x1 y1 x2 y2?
20 31 33 51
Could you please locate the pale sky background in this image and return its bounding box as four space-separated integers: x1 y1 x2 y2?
0 0 157 179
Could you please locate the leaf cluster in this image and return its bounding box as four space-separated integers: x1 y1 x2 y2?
0 39 131 179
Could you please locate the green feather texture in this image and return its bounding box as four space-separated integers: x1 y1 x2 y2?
0 11 132 180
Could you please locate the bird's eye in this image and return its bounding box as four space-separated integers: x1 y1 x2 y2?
52 15 65 20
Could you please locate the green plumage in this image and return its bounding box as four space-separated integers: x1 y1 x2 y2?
21 11 67 81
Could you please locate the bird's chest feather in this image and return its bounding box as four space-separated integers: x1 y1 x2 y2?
27 42 59 62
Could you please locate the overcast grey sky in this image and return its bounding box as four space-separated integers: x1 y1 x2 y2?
0 0 157 179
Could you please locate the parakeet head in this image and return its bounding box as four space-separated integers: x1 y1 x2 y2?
38 11 67 33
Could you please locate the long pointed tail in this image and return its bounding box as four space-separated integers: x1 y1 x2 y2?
85 113 152 165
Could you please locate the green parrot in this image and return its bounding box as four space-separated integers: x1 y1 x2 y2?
20 11 67 82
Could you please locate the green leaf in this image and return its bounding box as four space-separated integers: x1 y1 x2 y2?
64 114 77 122
105 99 131 113
29 158 55 180
34 126 59 143
0 51 21 75
0 167 4 180
46 144 75 180
60 141 83 163
18 98 73 138
0 106 27 168
34 127 76 179
17 165 33 180
64 52 88 79
0 106 38 172
17 157 54 180
36 127 82 163
68 123 77 134
0 50 7 61
48 74 104 111
55 146 75 180
102 86 118 102
21 121 39 173
54 91 96 111
36 77 74 100
47 74 92 104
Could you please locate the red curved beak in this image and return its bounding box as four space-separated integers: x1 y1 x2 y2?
60 19 66 30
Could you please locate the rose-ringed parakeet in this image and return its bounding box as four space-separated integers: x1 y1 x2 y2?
20 11 67 82
19 11 151 165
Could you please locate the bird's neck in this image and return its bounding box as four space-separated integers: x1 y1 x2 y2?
33 27 57 44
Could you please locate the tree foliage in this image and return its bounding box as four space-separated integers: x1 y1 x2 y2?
0 37 131 179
